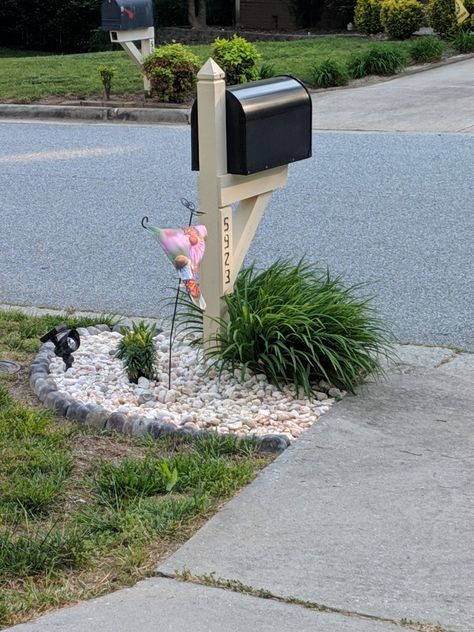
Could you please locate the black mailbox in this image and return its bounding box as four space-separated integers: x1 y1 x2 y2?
101 0 154 31
191 76 312 176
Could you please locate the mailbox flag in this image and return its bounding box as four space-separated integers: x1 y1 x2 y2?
147 225 207 310
454 0 469 23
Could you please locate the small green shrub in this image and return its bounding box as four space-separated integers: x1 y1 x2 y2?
409 35 444 61
143 43 200 102
452 30 474 51
311 58 350 88
427 0 459 37
348 44 408 77
178 260 391 397
116 321 157 383
211 35 261 85
98 65 116 100
355 0 384 33
380 0 425 39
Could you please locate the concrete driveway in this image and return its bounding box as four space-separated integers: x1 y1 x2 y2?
312 57 474 133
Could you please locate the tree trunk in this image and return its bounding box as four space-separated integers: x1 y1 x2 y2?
187 0 207 28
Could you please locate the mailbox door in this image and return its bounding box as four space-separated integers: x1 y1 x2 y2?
101 0 154 30
120 1 154 29
226 77 312 175
101 0 121 30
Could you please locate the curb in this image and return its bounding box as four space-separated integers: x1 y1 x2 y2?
30 326 289 453
0 104 190 125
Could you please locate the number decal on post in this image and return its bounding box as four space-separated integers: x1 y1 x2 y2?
222 212 232 289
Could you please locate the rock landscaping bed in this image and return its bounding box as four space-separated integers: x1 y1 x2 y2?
31 325 345 451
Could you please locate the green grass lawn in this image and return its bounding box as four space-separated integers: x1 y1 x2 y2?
0 37 434 103
0 310 272 627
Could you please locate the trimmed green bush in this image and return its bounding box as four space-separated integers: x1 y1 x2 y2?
409 35 444 61
427 0 459 37
348 44 408 76
143 43 200 103
380 0 425 39
178 260 391 397
98 65 116 100
355 0 384 33
311 58 350 87
116 321 157 383
452 30 474 51
211 35 261 85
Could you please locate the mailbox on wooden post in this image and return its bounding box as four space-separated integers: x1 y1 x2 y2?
100 0 155 93
192 61 312 348
192 76 312 175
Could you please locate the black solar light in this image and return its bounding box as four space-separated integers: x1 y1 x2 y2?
40 325 80 371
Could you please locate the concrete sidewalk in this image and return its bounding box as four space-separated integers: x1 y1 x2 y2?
7 345 474 632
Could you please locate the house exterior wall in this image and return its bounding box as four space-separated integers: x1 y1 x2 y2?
240 0 297 31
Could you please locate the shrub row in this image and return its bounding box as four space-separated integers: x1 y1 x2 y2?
355 0 474 40
311 37 444 88
143 35 262 103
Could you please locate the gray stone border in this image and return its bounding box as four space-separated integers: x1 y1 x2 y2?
30 325 290 453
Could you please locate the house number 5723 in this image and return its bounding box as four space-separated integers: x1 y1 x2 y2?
223 215 231 286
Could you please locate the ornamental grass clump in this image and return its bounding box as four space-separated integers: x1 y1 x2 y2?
452 30 474 53
409 35 444 62
348 44 408 77
116 321 157 384
311 58 349 88
178 260 391 397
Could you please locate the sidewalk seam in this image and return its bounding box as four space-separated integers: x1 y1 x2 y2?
155 569 451 632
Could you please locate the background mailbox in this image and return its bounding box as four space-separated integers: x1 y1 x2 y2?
101 0 154 31
192 76 312 176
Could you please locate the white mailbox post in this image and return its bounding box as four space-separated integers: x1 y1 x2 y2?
195 59 290 347
108 27 155 93
101 0 155 93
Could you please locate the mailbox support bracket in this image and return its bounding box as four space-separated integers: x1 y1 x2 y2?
196 59 288 348
109 27 155 93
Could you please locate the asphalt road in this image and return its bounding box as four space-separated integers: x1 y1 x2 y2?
0 121 472 350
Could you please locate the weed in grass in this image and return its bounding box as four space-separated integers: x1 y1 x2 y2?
82 490 209 543
192 433 259 458
0 593 8 625
259 62 276 79
1 468 72 520
0 402 55 440
0 528 86 580
168 453 255 497
0 310 119 356
348 45 408 78
90 457 169 504
409 36 444 63
0 384 11 408
311 58 349 88
90 451 256 505
452 31 474 53
177 259 391 397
